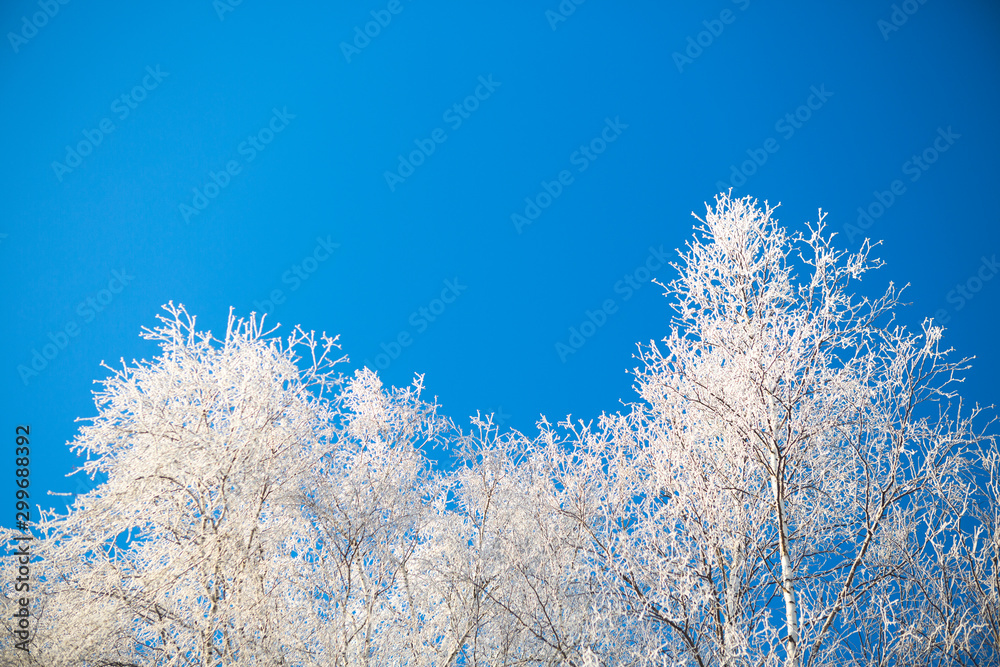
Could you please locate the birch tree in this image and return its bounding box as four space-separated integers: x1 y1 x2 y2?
435 415 607 667
1 193 996 667
0 303 347 666
298 367 462 666
544 193 996 666
0 305 487 666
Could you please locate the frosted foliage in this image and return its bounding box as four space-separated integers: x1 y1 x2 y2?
554 194 998 666
1 194 997 667
0 304 349 665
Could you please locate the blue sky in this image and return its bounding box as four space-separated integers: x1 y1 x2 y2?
2 0 999 518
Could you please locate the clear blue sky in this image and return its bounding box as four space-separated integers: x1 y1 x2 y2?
2 0 999 519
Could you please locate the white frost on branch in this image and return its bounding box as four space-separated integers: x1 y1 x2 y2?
1 195 996 667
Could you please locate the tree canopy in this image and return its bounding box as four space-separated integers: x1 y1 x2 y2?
3 193 997 666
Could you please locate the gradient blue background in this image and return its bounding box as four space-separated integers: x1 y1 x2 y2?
2 0 998 521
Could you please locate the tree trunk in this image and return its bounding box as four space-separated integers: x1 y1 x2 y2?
769 443 800 667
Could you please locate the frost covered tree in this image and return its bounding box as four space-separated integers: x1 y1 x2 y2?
0 305 462 666
434 415 608 666
298 367 468 666
540 193 997 666
0 304 350 665
1 194 996 667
